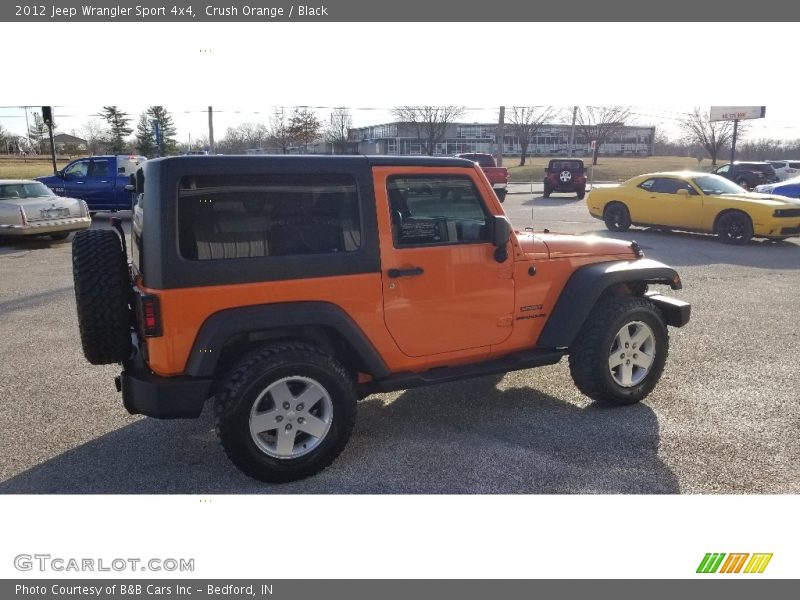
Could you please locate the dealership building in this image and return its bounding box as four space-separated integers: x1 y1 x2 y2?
346 122 655 157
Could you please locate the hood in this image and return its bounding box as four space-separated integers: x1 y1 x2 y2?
516 231 637 259
717 192 800 207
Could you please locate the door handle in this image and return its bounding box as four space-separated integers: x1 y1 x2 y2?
100 180 109 183
75 181 85 184
388 267 424 278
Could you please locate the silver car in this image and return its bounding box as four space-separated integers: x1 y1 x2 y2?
0 179 92 240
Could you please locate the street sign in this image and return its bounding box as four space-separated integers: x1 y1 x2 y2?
590 140 596 150
710 106 766 122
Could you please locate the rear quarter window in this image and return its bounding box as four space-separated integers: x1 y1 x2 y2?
177 173 361 261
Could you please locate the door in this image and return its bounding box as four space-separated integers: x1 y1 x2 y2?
377 169 515 357
635 177 702 229
83 158 113 209
61 159 90 199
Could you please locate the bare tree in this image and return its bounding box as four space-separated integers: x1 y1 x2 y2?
0 123 11 153
269 107 292 154
679 107 745 166
507 106 556 166
326 107 353 154
575 106 631 165
391 106 466 155
82 119 107 154
288 106 322 153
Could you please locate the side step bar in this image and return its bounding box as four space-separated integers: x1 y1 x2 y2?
361 349 565 395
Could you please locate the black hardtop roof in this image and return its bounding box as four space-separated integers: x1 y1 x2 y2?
547 158 585 166
146 154 476 169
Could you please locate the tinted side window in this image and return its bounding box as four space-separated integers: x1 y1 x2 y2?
64 160 89 178
177 173 361 261
638 179 656 191
387 175 489 247
89 160 110 178
650 178 697 195
716 165 729 175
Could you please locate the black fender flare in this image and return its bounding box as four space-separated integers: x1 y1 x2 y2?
184 302 390 379
537 259 682 349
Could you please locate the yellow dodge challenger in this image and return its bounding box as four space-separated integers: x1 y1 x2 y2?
587 172 800 244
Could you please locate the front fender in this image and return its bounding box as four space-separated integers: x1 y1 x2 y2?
537 259 685 349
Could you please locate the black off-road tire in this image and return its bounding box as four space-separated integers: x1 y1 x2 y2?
215 342 358 483
568 296 668 405
72 229 132 365
603 202 631 232
714 211 753 245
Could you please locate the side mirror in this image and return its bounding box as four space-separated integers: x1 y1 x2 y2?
676 188 689 197
492 216 511 263
57 170 65 179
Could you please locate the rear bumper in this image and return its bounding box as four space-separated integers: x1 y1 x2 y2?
119 352 211 419
0 216 91 236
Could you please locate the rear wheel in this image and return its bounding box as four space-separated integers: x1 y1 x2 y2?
72 229 132 365
714 211 752 245
569 296 668 405
495 188 507 203
215 342 358 483
603 202 631 232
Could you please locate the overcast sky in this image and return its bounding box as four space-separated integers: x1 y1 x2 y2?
2 105 798 148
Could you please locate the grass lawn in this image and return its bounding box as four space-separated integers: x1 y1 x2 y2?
0 158 77 179
503 156 719 182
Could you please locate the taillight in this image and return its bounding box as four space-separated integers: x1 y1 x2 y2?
139 295 162 337
19 206 28 226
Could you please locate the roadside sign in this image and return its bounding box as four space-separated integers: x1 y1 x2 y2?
710 106 766 122
590 140 596 150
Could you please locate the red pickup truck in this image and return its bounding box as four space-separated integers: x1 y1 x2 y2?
456 153 509 202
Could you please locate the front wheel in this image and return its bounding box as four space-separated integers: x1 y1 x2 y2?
215 342 357 483
576 188 586 200
568 296 668 405
714 211 752 245
543 185 552 198
603 202 631 232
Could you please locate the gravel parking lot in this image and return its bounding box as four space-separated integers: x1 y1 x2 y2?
1 190 798 494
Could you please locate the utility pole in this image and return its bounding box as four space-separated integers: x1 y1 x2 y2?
42 106 57 175
729 119 739 167
208 106 215 154
496 106 505 167
568 106 578 156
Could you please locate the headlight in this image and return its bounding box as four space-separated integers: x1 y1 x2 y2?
773 208 800 218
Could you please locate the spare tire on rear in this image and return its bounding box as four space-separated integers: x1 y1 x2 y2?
72 229 132 365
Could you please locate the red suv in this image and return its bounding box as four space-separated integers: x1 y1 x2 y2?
544 159 587 199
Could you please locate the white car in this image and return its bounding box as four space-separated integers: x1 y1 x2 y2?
0 180 92 240
767 160 800 181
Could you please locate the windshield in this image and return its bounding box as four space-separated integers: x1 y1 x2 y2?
0 182 55 200
692 175 746 195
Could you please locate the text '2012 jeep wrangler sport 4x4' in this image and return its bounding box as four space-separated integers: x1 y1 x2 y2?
72 156 690 482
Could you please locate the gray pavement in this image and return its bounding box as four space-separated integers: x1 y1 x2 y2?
0 196 798 494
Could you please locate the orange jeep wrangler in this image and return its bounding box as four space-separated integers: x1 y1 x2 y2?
71 156 690 482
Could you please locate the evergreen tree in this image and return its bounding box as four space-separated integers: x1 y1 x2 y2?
135 106 178 156
135 113 156 156
100 106 133 153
